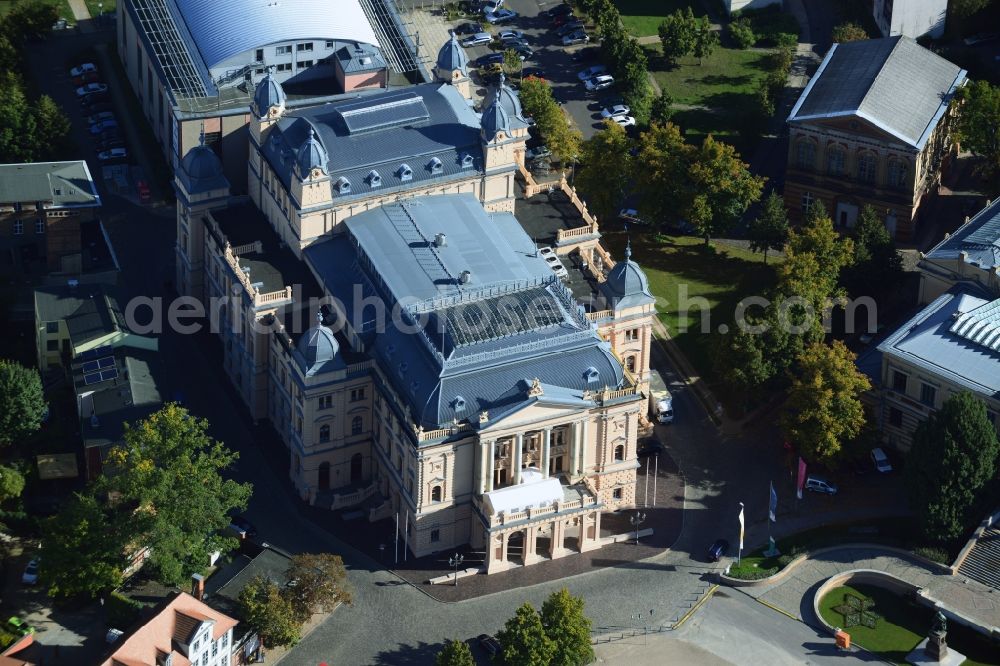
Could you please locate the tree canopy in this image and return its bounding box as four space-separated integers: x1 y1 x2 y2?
746 191 788 264
496 603 556 666
238 575 302 648
436 639 475 666
541 589 594 666
955 80 1000 188
658 8 697 65
905 392 999 542
831 22 869 43
686 135 765 243
518 76 581 163
0 359 46 446
781 341 871 464
284 553 352 622
633 122 692 227
575 120 632 221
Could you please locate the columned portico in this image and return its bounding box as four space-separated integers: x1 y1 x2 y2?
541 428 551 478
513 433 523 485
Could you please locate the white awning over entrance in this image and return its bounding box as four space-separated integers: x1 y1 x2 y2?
483 471 563 515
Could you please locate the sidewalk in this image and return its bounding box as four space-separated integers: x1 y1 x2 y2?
67 0 94 32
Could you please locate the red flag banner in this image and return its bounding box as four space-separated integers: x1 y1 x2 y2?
797 457 807 500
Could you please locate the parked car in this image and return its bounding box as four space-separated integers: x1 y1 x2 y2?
612 115 636 127
552 12 576 26
227 515 258 539
73 72 101 85
474 52 504 67
599 94 625 109
69 62 97 78
577 64 607 81
454 21 485 36
871 447 893 473
521 66 544 79
484 8 517 24
80 92 110 108
707 538 729 562
21 558 39 585
87 110 115 125
538 246 568 278
84 102 113 116
805 475 839 495
525 145 552 162
601 103 630 119
76 82 108 97
508 44 533 60
461 32 492 47
637 437 663 458
90 119 119 135
98 147 128 162
584 74 614 91
542 3 573 17
98 138 126 153
556 20 586 37
477 634 502 657
618 208 648 226
498 30 524 42
563 31 590 46
480 0 504 12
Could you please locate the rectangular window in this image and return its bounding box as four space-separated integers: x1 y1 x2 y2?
35 219 44 234
796 141 815 169
889 407 903 427
430 529 440 542
612 488 622 500
297 42 313 52
857 153 876 182
920 383 936 407
275 63 291 72
892 370 907 393
297 60 313 69
212 641 218 657
46 339 58 352
255 48 263 62
46 321 58 333
350 388 366 402
625 328 639 342
826 148 845 176
800 192 813 214
326 40 335 48
13 220 23 235
275 45 292 55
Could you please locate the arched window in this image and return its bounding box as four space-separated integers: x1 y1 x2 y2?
887 158 907 188
826 146 845 176
319 424 330 443
796 139 816 169
351 415 363 435
856 152 876 183
614 444 625 461
431 485 442 502
625 355 636 373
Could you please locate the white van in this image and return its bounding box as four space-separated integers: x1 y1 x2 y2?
805 475 838 495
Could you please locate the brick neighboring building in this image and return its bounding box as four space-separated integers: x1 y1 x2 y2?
784 36 966 242
0 161 102 275
99 591 238 666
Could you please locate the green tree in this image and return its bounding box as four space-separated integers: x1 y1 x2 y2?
238 575 301 648
496 603 556 666
658 8 696 65
32 95 71 160
101 404 252 585
781 341 871 464
519 76 581 163
0 73 37 162
691 17 719 65
747 191 789 264
650 92 674 125
541 589 594 666
714 304 802 395
40 493 131 598
0 359 45 446
955 80 1000 186
518 76 552 120
729 17 756 49
0 464 24 503
502 48 522 78
686 135 765 244
831 22 869 42
906 392 999 542
950 0 992 17
575 120 632 221
633 122 694 228
843 205 903 304
3 1 59 42
436 639 475 666
283 553 352 622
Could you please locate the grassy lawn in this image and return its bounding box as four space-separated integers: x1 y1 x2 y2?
614 0 705 37
84 0 114 17
819 585 1000 666
0 0 73 20
603 231 778 385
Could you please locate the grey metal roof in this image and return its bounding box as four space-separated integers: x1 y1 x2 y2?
877 289 1000 397
34 284 123 346
336 43 388 74
924 198 1000 270
0 161 100 208
252 73 286 118
262 83 486 204
480 87 511 138
788 36 966 149
950 298 1000 352
436 32 468 75
171 0 380 69
178 144 229 195
600 243 655 310
304 194 627 428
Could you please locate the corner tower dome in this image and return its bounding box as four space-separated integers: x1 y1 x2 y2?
493 73 523 119
436 31 468 76
480 88 511 140
252 72 286 119
298 314 340 377
601 241 655 310
296 126 329 180
178 131 229 195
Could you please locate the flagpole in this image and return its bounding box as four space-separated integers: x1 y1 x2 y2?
644 457 649 507
737 502 744 565
394 512 399 564
652 454 658 507
404 511 409 562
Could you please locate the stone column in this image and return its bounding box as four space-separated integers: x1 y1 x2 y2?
523 526 540 565
542 428 552 477
569 422 581 481
486 440 495 492
579 419 589 475
474 440 484 495
550 519 568 559
514 433 523 485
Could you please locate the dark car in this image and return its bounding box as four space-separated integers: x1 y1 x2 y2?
80 92 110 108
228 516 258 539
521 66 544 79
83 102 113 116
98 138 126 153
474 53 504 67
542 3 573 17
707 538 729 562
556 20 586 37
477 634 501 657
98 128 122 144
454 21 485 36
637 438 663 458
599 94 626 109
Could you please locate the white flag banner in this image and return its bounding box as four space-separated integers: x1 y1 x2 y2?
738 502 745 551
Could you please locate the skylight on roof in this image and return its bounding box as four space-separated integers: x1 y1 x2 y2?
336 92 429 135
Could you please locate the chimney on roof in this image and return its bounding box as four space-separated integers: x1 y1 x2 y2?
434 233 447 248
191 573 205 601
459 270 471 285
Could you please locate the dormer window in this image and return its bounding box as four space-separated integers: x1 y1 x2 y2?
459 152 474 169
398 361 408 376
335 176 351 194
409 380 420 395
427 157 443 174
398 164 413 181
584 366 600 383
453 395 466 411
366 170 382 188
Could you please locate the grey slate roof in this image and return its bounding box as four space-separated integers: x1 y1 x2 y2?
877 289 1000 397
0 161 101 208
924 198 1000 270
178 144 229 195
261 83 486 205
436 32 468 75
336 43 388 74
481 87 511 138
304 194 627 428
252 73 286 118
788 36 966 149
600 243 655 310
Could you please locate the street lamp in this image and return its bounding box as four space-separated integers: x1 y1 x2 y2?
570 155 578 187
98 1 102 21
631 511 646 546
449 553 464 586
